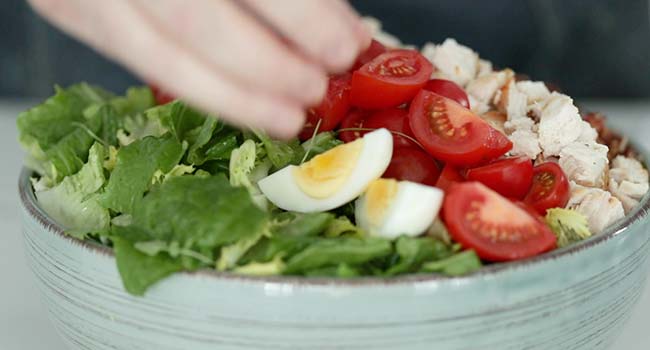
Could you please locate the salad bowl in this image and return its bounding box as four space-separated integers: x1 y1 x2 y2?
19 163 650 350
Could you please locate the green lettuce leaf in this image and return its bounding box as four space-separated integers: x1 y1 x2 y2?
420 250 482 276
100 135 185 214
186 118 240 165
284 237 392 275
269 212 334 237
130 175 267 250
108 86 155 116
240 235 317 265
252 129 304 170
35 142 109 238
384 236 451 276
232 256 286 276
324 216 364 237
303 263 360 278
545 208 592 248
300 131 343 162
145 101 205 142
112 237 184 296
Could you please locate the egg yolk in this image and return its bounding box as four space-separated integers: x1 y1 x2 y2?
364 178 399 227
293 139 364 198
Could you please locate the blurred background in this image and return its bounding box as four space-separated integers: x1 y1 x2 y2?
1 0 650 99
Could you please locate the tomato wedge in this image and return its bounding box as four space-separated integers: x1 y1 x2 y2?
299 74 352 140
408 90 512 166
352 39 388 70
383 146 440 186
444 182 557 261
423 79 470 109
338 109 371 143
364 108 415 147
435 164 464 192
524 162 570 215
350 50 433 109
465 156 533 199
149 84 175 105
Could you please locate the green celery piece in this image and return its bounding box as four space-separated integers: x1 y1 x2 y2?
421 250 482 276
131 175 267 250
284 237 392 275
384 236 451 276
36 142 109 238
112 237 184 296
100 135 184 214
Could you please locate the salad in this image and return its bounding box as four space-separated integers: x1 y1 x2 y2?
18 19 649 296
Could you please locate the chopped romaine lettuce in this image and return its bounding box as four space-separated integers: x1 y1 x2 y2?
421 250 482 276
385 236 452 276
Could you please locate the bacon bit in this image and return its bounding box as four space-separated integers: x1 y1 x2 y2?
583 112 639 161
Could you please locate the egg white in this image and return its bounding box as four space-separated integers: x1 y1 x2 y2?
258 128 393 212
356 181 444 239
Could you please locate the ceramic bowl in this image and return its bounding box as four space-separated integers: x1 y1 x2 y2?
18 166 650 350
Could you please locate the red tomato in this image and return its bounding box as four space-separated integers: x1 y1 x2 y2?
524 162 570 215
408 90 512 166
435 164 464 192
352 39 388 70
443 182 557 262
423 79 470 109
350 50 433 109
465 156 533 199
383 146 440 186
364 108 415 147
299 74 352 140
149 84 175 105
338 109 371 143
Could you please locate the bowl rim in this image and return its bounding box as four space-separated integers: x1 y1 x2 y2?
18 164 650 287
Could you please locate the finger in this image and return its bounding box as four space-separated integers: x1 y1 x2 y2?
328 0 372 51
32 0 306 138
132 0 328 106
241 0 365 72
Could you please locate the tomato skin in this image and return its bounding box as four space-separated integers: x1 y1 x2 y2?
350 50 433 109
524 162 571 215
363 108 415 147
352 39 388 70
408 90 512 166
443 182 557 262
338 109 371 143
383 146 440 186
423 79 470 109
465 156 533 199
149 84 175 105
299 74 352 140
435 164 464 192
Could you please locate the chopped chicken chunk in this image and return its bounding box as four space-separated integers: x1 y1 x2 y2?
509 129 542 159
537 93 585 156
577 120 598 143
466 70 512 111
494 79 528 120
362 17 403 48
481 111 507 134
608 156 649 213
566 182 625 233
422 39 479 86
477 59 493 77
559 142 609 188
515 81 551 104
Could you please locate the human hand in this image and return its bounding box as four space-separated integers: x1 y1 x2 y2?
28 0 371 138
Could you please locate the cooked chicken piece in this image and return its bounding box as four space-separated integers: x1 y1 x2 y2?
504 115 535 133
477 59 493 77
608 156 649 213
509 129 542 159
466 70 513 110
559 142 609 188
494 79 528 120
469 97 490 115
515 81 551 104
422 39 479 86
537 93 585 156
567 182 625 234
481 111 507 134
577 120 598 143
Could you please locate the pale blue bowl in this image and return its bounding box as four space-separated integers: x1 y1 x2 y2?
19 167 650 350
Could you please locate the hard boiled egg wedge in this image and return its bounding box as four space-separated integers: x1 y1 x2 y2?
258 128 393 213
355 178 444 239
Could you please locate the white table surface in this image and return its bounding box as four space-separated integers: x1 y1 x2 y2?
1 99 649 350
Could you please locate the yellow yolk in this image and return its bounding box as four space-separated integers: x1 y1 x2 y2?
364 178 399 227
293 139 364 198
